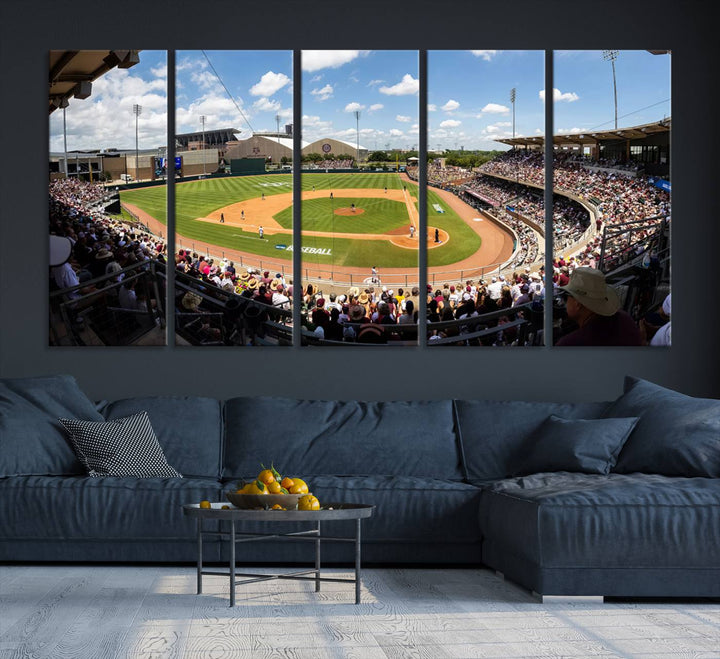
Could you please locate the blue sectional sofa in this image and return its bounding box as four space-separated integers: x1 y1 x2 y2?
1 374 719 598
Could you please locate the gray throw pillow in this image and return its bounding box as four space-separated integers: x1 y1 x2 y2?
606 377 720 477
515 415 640 476
59 412 182 478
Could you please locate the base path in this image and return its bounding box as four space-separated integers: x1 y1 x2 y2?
123 177 515 286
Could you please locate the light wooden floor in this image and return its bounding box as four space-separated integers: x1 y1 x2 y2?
1 565 719 658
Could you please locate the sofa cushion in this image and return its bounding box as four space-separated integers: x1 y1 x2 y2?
223 397 461 480
606 377 720 477
0 476 222 542
103 396 223 479
0 375 103 477
515 415 639 476
219 474 483 544
479 472 720 569
453 400 611 482
59 413 182 478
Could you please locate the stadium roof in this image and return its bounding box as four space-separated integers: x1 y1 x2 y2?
244 135 310 149
496 118 671 148
49 50 140 114
176 128 240 148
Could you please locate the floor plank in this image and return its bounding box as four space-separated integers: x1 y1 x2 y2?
0 566 719 659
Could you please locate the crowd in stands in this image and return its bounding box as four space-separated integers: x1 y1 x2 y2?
49 178 166 309
176 255 293 316
305 158 354 169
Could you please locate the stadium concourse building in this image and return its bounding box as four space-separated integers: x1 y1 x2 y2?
225 132 368 164
497 118 671 178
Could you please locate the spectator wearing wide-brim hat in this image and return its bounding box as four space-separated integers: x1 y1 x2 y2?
557 267 642 346
181 291 203 312
247 277 259 290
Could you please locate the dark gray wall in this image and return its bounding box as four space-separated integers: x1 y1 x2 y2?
1 0 718 402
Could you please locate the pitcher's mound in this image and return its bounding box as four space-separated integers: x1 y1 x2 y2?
335 207 365 216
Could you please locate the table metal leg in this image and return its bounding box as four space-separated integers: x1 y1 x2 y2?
355 518 362 605
196 517 203 595
315 521 321 592
229 520 236 607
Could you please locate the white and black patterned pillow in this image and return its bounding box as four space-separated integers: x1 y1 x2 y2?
59 412 182 478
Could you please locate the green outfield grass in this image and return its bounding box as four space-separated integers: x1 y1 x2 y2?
273 197 409 234
120 173 481 268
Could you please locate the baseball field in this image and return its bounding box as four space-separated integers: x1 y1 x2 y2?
120 173 513 276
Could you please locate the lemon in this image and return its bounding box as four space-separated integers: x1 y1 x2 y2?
199 500 211 509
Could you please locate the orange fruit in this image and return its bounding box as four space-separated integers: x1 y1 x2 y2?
267 481 283 494
271 504 286 510
280 477 295 490
221 505 230 510
298 494 320 511
245 480 268 495
257 469 275 484
199 500 211 509
289 478 309 494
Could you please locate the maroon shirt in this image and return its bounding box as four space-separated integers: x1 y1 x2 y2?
556 310 643 346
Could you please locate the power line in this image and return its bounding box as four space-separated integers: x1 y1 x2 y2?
200 51 255 134
586 98 670 132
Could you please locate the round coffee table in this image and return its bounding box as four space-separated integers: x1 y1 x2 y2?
182 503 374 606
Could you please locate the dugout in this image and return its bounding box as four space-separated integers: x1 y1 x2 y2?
230 157 266 175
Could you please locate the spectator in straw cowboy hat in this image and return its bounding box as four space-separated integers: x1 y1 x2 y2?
181 291 203 312
557 267 642 346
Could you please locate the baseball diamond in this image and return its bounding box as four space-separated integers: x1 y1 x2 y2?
120 173 515 282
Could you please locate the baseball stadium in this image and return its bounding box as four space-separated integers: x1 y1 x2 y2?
49 50 671 348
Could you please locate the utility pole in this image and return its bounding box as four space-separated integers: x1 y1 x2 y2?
133 104 142 180
200 115 206 175
354 110 361 165
602 50 619 129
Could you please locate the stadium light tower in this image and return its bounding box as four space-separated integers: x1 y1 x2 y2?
132 104 142 181
200 115 206 175
275 114 281 144
354 110 361 164
602 50 619 129
510 87 516 139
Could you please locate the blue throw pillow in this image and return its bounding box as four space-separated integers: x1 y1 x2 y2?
515 415 639 476
0 375 104 477
606 377 720 477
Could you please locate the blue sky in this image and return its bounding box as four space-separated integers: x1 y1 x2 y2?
49 50 670 154
553 50 671 134
429 51 544 151
49 50 168 152
301 50 418 151
176 50 293 139
429 50 670 151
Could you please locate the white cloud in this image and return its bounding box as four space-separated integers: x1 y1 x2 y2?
539 88 580 103
344 102 365 112
368 103 384 111
470 50 499 61
151 64 167 78
485 125 500 133
310 74 323 83
479 103 510 115
252 97 281 113
389 128 404 136
302 50 369 72
557 127 584 134
379 74 419 96
495 121 512 127
191 70 221 92
427 104 437 112
441 99 460 112
367 79 385 87
409 124 419 135
535 128 544 134
249 71 291 97
440 119 461 128
396 115 412 122
310 84 334 101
